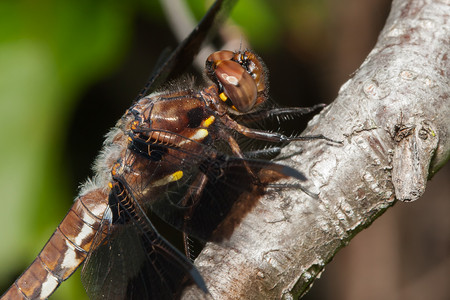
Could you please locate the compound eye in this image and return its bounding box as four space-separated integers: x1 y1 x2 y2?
214 60 257 113
206 50 235 80
206 50 234 64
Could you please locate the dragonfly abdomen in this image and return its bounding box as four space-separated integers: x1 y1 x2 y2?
1 189 108 300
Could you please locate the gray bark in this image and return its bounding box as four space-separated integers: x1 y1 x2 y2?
182 0 450 299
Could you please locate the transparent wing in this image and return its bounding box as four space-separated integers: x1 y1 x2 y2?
81 196 206 300
123 129 306 241
137 0 237 99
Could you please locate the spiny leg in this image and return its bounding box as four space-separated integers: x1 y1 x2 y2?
179 173 209 260
225 134 260 183
238 104 326 123
221 113 342 144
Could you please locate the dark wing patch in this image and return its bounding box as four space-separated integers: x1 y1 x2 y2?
81 185 206 300
137 0 238 99
122 130 306 241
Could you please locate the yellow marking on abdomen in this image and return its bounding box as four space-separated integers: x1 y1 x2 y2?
151 171 184 187
171 170 183 181
190 128 209 141
219 92 227 101
201 116 215 127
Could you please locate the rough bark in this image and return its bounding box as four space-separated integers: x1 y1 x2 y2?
182 0 450 299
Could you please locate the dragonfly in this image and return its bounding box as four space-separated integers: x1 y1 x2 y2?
1 1 336 299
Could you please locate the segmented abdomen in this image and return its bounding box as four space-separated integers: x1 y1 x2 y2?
1 188 108 300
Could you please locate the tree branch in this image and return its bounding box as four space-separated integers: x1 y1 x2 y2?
182 0 450 298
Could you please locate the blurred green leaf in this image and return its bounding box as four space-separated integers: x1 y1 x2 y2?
0 1 134 299
231 0 281 50
185 0 281 50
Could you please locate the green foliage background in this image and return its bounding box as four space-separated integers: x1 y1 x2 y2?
0 1 132 298
0 0 288 299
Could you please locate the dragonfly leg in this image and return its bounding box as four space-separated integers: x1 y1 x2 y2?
179 173 209 259
222 114 342 144
238 104 326 123
225 135 261 183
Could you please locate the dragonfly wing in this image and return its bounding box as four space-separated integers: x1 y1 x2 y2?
127 138 305 241
139 0 237 97
81 205 205 299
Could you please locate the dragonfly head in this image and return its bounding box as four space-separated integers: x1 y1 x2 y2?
206 50 269 114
